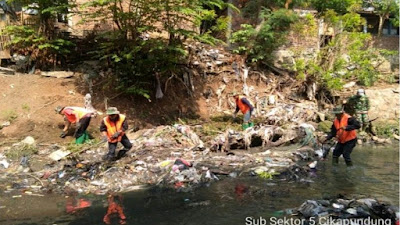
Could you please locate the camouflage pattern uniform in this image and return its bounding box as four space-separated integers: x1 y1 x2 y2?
347 94 370 131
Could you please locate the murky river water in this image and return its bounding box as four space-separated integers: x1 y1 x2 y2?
1 144 398 225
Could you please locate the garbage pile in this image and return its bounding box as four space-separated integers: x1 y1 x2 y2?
0 125 320 195
260 103 317 125
278 197 399 224
127 124 204 151
187 42 233 75
210 123 317 151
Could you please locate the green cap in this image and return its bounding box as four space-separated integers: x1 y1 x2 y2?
55 106 64 114
106 107 120 115
332 106 344 114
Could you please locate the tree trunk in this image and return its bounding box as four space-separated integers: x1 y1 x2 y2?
285 0 292 9
378 15 384 37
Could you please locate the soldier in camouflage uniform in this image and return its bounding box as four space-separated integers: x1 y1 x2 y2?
346 89 370 131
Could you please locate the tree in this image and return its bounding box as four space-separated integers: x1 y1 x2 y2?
310 0 362 14
8 0 73 39
365 0 399 36
3 0 75 69
230 9 298 64
82 0 233 98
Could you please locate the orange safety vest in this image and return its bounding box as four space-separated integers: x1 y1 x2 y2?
64 107 91 123
236 96 251 114
103 114 126 143
334 113 357 144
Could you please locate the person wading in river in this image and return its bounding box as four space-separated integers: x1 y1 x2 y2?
232 93 254 130
322 106 360 167
56 106 93 144
100 107 132 161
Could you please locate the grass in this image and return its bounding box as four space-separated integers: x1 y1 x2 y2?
1 109 18 122
373 120 399 138
5 143 38 159
21 103 30 112
258 171 278 179
66 139 102 154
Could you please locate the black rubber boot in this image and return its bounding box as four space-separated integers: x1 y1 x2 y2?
116 150 128 159
345 160 353 167
103 154 115 161
332 156 339 166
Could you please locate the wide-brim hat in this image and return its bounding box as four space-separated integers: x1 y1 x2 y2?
332 106 344 114
106 107 120 115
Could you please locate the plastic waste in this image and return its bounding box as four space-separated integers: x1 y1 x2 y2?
308 161 317 169
346 208 357 215
0 159 9 169
332 203 345 209
298 200 326 217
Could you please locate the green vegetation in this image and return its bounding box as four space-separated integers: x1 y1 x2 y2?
4 0 75 69
5 143 38 159
2 0 397 99
257 171 278 179
21 103 30 112
292 9 388 90
365 0 399 36
81 0 234 99
373 120 399 138
230 9 298 65
1 109 18 122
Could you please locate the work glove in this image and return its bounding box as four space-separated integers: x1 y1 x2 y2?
111 132 121 140
102 136 108 142
60 131 67 138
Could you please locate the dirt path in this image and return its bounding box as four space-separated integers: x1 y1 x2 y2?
0 74 98 144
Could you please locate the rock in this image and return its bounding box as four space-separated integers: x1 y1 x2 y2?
41 71 74 78
343 81 356 89
337 199 353 207
0 121 10 129
0 67 15 75
298 200 326 217
272 49 295 71
375 57 392 73
357 198 377 208
21 136 35 145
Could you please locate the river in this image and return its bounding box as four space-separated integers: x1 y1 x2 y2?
1 144 398 225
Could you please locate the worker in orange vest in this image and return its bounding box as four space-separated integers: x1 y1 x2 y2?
100 107 132 161
56 106 93 144
323 106 360 166
232 93 254 130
